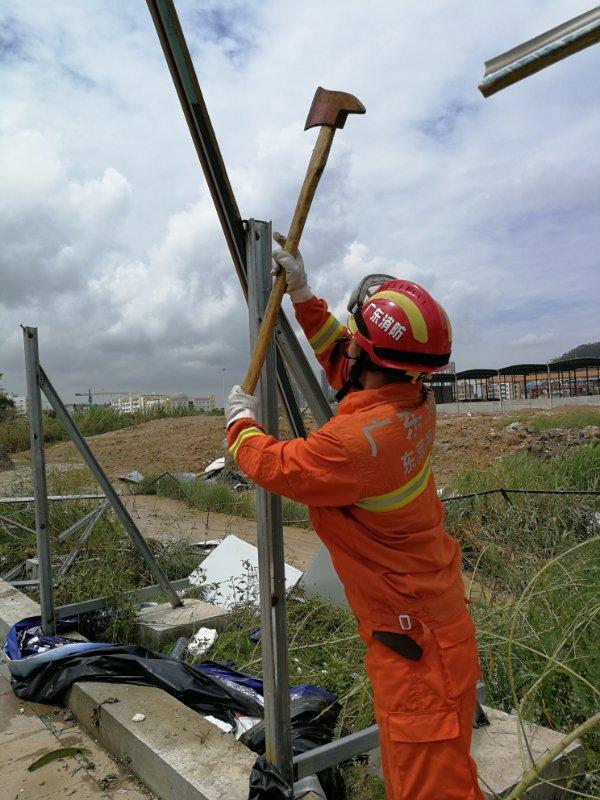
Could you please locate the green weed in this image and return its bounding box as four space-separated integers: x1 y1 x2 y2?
0 404 200 454
495 406 600 434
139 472 310 527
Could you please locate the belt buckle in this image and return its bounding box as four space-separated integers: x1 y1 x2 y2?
398 614 412 631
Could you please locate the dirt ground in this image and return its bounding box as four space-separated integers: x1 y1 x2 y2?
12 403 597 487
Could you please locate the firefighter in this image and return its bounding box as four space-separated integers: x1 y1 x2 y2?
225 239 484 800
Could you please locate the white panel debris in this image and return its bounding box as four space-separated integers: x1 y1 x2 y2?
189 534 302 609
187 627 218 657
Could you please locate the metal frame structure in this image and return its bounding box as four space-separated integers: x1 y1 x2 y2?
146 0 333 435
479 5 600 97
247 219 293 782
18 326 183 635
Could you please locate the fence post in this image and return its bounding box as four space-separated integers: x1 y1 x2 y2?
246 219 294 786
22 326 55 635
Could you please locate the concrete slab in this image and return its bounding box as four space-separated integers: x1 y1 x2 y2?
0 580 40 638
67 681 256 800
0 670 152 800
135 598 230 650
474 706 585 799
368 704 584 799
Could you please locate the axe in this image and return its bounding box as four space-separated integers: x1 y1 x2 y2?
242 87 365 394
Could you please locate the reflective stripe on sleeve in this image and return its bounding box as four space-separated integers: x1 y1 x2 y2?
355 456 431 512
308 314 346 356
229 426 264 461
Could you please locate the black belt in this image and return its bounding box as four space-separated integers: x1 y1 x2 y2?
372 630 423 661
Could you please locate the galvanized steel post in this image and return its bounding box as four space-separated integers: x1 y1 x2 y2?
22 326 55 635
246 219 294 785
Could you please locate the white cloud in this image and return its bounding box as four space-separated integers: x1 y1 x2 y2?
1 0 599 402
511 333 557 347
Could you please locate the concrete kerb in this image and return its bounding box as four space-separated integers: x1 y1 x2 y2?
0 580 255 800
135 598 230 650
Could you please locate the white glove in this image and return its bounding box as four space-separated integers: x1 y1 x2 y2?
271 231 313 303
225 384 259 429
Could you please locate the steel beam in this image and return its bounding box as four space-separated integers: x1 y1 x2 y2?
57 501 109 543
0 494 106 504
146 0 332 431
36 358 182 609
293 725 379 780
247 219 293 785
57 502 108 577
480 6 600 97
55 577 191 618
22 327 55 635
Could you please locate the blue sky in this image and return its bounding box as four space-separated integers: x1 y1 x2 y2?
1 1 599 400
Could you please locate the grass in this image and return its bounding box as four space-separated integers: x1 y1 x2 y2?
0 468 202 642
177 444 600 798
495 405 600 433
0 403 200 455
139 471 311 527
2 427 598 797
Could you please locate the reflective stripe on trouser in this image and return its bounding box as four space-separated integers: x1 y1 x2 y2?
365 612 484 800
308 314 345 355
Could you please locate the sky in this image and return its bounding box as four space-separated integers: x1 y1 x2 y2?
1 0 599 403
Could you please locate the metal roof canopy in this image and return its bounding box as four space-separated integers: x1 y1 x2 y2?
456 369 497 380
549 356 600 371
498 363 547 376
425 373 457 384
479 6 600 96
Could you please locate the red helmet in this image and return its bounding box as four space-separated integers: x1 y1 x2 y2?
348 278 452 373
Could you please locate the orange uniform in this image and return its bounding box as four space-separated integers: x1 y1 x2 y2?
227 295 483 800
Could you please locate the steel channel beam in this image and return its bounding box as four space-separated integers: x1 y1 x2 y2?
36 361 182 608
247 219 293 784
480 6 600 97
57 501 108 543
58 503 108 577
146 0 332 431
0 514 36 535
22 327 55 635
0 494 106 504
293 725 379 780
55 578 191 618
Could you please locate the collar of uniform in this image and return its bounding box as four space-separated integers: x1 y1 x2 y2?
338 381 424 415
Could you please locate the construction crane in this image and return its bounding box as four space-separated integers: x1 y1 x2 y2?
74 389 135 406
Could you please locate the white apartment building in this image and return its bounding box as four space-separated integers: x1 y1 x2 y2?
189 395 216 412
111 394 168 413
486 380 515 401
10 394 28 414
110 393 216 414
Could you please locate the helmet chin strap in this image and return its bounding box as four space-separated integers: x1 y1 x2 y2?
335 350 367 402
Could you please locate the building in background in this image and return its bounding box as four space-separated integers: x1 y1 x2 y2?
189 395 216 412
8 394 27 414
110 392 216 414
111 393 168 413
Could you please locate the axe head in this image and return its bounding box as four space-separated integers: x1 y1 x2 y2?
304 86 366 131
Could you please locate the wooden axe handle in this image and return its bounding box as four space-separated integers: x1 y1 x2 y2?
242 125 336 394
